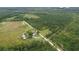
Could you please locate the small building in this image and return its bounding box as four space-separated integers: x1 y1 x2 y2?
32 30 39 37
21 33 26 39
21 32 32 39
21 30 39 39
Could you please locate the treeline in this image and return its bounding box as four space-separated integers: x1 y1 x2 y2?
0 40 56 51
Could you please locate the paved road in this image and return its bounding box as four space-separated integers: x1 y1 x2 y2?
39 33 63 51
23 21 63 51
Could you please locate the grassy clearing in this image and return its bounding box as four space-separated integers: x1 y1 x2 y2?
0 21 56 51
0 21 28 48
23 14 40 19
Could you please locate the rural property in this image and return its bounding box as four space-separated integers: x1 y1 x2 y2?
0 7 79 51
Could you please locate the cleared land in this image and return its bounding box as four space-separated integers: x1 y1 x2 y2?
0 21 56 51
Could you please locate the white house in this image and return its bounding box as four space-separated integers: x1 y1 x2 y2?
22 33 26 39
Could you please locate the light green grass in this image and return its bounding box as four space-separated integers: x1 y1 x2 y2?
0 21 29 48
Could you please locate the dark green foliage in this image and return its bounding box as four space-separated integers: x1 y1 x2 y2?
22 12 79 51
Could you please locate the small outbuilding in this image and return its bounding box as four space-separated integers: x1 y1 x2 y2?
21 33 26 39
21 30 39 40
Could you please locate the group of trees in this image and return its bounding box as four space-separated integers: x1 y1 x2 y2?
0 40 56 51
